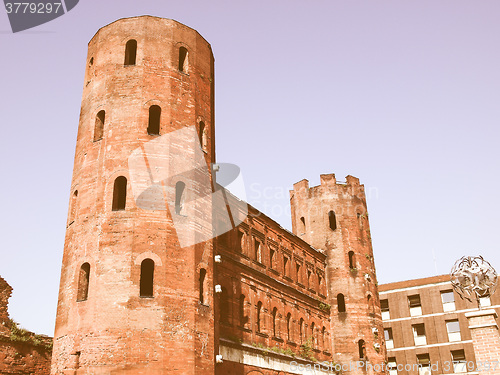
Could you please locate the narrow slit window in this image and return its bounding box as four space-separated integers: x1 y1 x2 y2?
112 176 127 211
77 263 90 301
328 211 337 230
69 190 78 224
256 301 263 332
310 322 315 347
348 251 355 269
199 268 206 304
358 339 366 359
178 47 188 73
286 313 291 341
140 259 154 297
299 318 304 344
94 110 105 141
237 231 245 253
299 216 306 233
296 262 301 283
124 39 137 66
254 238 261 263
175 181 186 215
269 248 275 268
337 293 346 313
147 105 161 135
272 307 278 337
198 121 206 150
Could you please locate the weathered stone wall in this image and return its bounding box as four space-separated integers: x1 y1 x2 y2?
0 276 12 335
0 276 52 375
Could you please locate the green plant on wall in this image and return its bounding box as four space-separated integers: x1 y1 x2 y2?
319 302 331 313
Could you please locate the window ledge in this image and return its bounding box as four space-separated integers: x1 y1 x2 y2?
256 332 268 338
237 326 252 333
272 336 284 343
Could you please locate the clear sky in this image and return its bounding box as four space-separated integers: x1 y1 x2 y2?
1 0 499 336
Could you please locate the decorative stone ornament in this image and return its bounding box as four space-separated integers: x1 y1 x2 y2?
450 255 497 306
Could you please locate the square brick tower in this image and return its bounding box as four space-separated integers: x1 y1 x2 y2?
51 16 216 374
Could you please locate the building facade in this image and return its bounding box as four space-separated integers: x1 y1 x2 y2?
379 275 500 375
50 16 387 375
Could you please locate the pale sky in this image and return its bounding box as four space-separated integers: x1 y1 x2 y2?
1 0 499 336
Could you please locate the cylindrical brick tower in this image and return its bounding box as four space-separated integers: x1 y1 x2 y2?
290 174 386 374
51 16 216 374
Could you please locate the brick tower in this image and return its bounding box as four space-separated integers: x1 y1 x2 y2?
51 16 216 374
290 174 386 373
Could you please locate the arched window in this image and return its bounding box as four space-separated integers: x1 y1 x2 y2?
286 313 291 341
348 251 355 269
310 322 315 347
299 318 304 344
147 105 161 135
199 268 207 304
198 121 206 151
272 307 278 337
124 39 137 66
94 110 105 141
254 239 261 263
178 47 188 73
358 339 366 359
239 294 247 326
69 190 78 224
328 210 337 231
140 259 154 297
256 301 263 332
367 294 375 315
175 181 186 215
337 293 346 313
237 231 245 253
112 176 127 211
299 217 306 233
77 263 90 301
220 287 229 323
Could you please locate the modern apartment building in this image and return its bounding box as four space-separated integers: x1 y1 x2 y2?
379 275 500 375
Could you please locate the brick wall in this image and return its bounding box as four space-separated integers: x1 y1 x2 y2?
466 310 500 375
0 276 52 375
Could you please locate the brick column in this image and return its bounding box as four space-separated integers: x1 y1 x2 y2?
465 309 500 375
